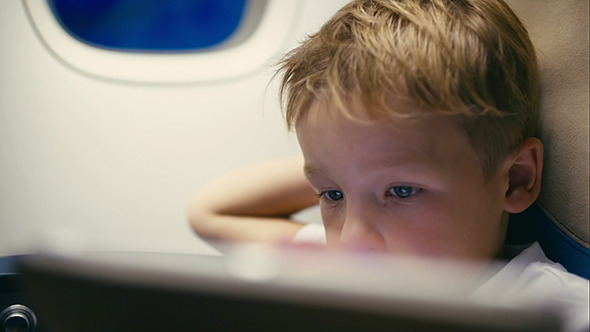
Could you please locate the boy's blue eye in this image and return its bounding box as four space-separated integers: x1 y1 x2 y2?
388 186 419 199
322 190 344 201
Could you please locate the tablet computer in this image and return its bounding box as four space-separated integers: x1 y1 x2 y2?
17 244 562 332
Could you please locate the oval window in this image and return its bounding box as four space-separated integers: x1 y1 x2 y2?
25 0 302 83
49 0 249 52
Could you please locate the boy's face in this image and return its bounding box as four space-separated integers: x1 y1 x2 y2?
296 99 510 261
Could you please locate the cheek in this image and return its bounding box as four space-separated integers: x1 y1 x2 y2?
319 206 343 243
453 183 506 225
381 207 453 240
415 193 505 257
375 200 474 254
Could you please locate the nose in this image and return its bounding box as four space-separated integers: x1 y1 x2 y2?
338 207 386 252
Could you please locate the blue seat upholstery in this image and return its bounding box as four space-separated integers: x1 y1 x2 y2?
507 204 589 279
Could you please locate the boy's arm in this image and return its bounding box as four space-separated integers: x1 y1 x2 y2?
188 155 319 244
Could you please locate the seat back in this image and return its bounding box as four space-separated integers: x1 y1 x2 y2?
505 0 589 279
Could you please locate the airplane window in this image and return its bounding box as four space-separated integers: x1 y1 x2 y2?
50 0 249 51
25 0 299 83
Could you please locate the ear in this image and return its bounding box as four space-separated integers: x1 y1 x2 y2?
504 137 544 214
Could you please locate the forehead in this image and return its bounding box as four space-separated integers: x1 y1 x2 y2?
295 98 479 176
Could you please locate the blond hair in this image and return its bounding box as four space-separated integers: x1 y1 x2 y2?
278 0 538 180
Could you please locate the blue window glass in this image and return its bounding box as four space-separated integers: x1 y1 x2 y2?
50 0 249 52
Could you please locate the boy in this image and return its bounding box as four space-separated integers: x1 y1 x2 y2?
189 0 588 329
189 0 541 260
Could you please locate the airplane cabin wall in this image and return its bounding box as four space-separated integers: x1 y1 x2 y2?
0 0 349 256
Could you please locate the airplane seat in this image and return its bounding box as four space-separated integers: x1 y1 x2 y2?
505 0 589 279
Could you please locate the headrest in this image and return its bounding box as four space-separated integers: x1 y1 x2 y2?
508 0 589 250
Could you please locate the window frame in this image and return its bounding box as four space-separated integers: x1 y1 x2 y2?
23 0 304 84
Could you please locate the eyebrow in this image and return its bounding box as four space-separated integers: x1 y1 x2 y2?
303 157 433 179
303 163 321 179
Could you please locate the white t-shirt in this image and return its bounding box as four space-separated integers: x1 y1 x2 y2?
473 242 589 332
293 223 590 332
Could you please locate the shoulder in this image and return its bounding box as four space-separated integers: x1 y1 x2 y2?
476 242 589 332
480 242 588 297
507 242 587 292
